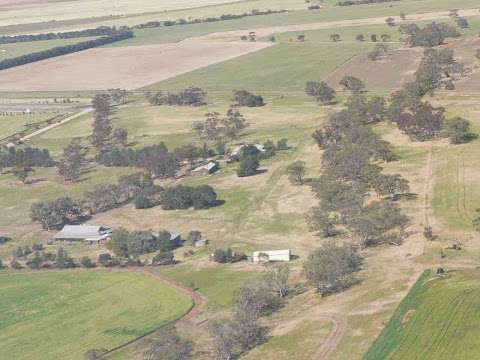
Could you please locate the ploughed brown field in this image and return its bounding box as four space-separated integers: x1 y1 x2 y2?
0 40 272 91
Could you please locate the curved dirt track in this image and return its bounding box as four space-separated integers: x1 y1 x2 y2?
314 314 347 360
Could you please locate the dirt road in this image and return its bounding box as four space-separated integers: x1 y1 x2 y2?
6 107 92 147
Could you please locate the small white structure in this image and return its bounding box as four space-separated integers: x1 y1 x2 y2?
54 225 111 244
231 144 266 157
252 249 291 263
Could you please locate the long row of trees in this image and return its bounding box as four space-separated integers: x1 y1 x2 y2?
0 26 120 44
132 9 288 30
0 146 54 169
0 30 134 71
309 92 410 249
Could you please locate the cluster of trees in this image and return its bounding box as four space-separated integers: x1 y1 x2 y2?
98 143 178 176
209 264 290 359
98 142 218 178
368 43 389 61
339 75 366 93
388 48 473 142
305 81 336 104
30 173 159 229
161 184 219 210
309 91 410 249
337 0 399 5
234 140 289 177
0 31 134 70
0 26 119 44
108 228 177 259
142 327 193 360
232 90 265 107
0 146 54 169
148 87 207 107
212 248 246 263
56 138 89 182
193 109 249 143
304 241 362 296
399 22 460 47
132 9 287 30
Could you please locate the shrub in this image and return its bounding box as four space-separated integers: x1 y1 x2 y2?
237 157 260 177
233 90 265 107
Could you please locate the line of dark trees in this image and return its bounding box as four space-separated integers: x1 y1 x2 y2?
132 9 288 30
0 26 119 44
337 0 399 6
0 30 134 71
0 146 54 168
3 244 175 271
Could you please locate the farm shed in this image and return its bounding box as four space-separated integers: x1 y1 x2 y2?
170 233 182 247
192 162 219 176
252 249 291 262
54 225 111 244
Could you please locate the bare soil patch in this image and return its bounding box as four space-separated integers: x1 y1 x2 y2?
326 47 423 90
0 40 272 91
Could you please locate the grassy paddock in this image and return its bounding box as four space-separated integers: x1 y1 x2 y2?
0 270 193 360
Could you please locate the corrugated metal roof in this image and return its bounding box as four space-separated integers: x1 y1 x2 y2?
54 225 109 240
192 162 217 172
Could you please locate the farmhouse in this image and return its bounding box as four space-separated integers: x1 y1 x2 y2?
252 249 291 262
54 225 111 244
192 161 219 176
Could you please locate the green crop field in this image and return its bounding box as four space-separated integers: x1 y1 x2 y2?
365 270 480 360
0 271 193 360
148 42 374 92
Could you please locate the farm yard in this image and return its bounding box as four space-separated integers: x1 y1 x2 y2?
2 0 480 359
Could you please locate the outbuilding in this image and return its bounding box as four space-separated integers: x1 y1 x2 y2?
191 162 219 176
54 225 111 244
252 249 291 263
170 233 182 247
